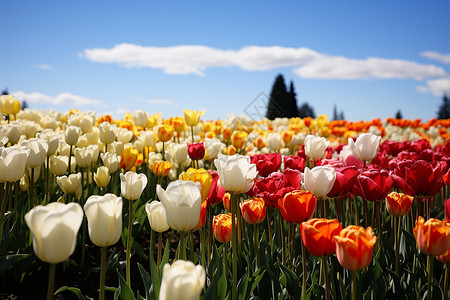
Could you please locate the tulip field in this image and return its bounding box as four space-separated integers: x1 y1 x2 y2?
1 95 450 300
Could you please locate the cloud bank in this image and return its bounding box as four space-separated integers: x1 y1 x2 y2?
81 44 447 80
421 51 450 64
12 91 103 106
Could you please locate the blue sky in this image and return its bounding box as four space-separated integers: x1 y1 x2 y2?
1 0 450 122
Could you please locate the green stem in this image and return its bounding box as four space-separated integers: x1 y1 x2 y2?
99 247 107 300
47 263 56 300
189 231 195 262
157 232 162 269
68 145 72 175
266 207 273 251
322 256 330 300
280 214 286 265
224 242 229 277
191 126 194 144
0 182 9 247
354 197 360 226
395 216 402 274
253 224 260 269
427 255 434 300
45 156 50 204
200 228 206 268
126 199 134 287
179 231 186 260
301 239 307 300
231 192 238 300
352 271 357 300
444 263 449 300
289 223 296 269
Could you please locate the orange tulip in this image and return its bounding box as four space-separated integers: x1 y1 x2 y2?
213 213 234 243
301 218 342 257
227 145 237 156
281 131 294 144
278 190 316 224
333 225 377 271
119 147 138 172
385 192 414 217
222 128 233 141
231 130 247 149
193 201 208 231
223 192 231 211
179 168 212 202
153 160 172 177
157 125 174 142
413 217 450 256
240 197 266 224
253 137 266 149
172 116 186 132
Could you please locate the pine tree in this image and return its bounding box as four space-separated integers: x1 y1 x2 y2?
333 105 339 121
266 74 290 120
1 88 8 95
437 94 450 119
287 81 299 118
298 102 316 118
395 110 403 119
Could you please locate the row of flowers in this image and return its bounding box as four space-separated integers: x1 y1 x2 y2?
0 96 450 299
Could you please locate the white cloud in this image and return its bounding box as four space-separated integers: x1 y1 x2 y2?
81 44 322 75
424 78 450 96
147 99 178 105
35 64 52 70
293 56 447 80
11 91 103 106
81 43 448 81
421 51 450 64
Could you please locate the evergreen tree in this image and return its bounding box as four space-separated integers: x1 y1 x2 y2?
266 74 290 120
1 88 8 95
437 94 450 119
395 110 403 119
298 102 316 118
287 81 299 118
339 111 345 120
333 105 339 121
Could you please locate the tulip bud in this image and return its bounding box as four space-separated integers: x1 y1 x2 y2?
158 125 174 142
385 192 414 217
94 166 111 188
348 133 381 162
25 202 83 264
74 146 93 168
240 197 266 224
0 146 30 182
119 147 138 172
57 173 82 199
65 125 81 146
300 218 342 257
156 180 202 232
120 171 147 200
100 152 119 174
413 217 450 256
222 192 231 211
159 260 205 300
84 194 122 247
304 166 336 198
213 213 234 243
153 160 172 177
267 133 282 151
50 155 69 176
145 201 170 233
22 138 49 168
183 109 205 127
5 123 23 145
133 110 148 128
231 130 247 149
305 135 328 161
99 122 116 145
172 116 186 132
188 143 205 161
214 154 258 193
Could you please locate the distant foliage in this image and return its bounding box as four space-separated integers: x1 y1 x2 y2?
298 102 316 118
437 94 450 119
395 110 403 119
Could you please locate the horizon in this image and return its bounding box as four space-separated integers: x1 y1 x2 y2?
1 1 449 122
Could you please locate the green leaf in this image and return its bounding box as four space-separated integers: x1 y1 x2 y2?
116 270 135 300
138 263 152 300
54 286 87 300
159 239 170 274
279 263 300 298
149 246 161 298
0 254 30 274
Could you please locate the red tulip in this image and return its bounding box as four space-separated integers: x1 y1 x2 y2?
213 213 234 243
327 166 359 199
353 169 393 201
206 170 226 206
188 143 205 160
385 192 414 217
446 198 450 222
284 155 306 172
250 153 281 177
391 160 447 198
413 217 450 256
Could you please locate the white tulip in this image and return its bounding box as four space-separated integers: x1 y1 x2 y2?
120 171 147 200
145 201 170 233
0 146 30 182
214 154 258 193
348 133 381 162
84 194 122 247
156 180 202 232
100 152 119 173
159 260 205 300
304 135 329 161
22 138 49 168
25 202 83 264
304 166 336 198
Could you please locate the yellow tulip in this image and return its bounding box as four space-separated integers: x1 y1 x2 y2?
184 109 205 127
179 168 212 202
